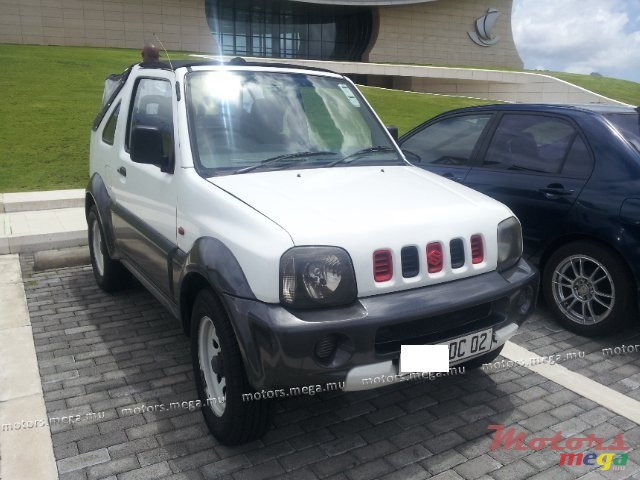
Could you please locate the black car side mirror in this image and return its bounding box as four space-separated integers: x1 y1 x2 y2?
130 126 171 173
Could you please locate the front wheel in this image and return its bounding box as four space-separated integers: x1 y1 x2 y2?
190 289 271 445
87 207 129 292
543 241 635 337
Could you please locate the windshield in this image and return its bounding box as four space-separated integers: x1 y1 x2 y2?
185 70 403 175
605 113 640 153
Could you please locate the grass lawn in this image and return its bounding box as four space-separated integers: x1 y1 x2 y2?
359 86 496 135
546 72 640 106
0 44 637 192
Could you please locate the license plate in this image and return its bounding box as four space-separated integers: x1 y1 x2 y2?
440 328 493 363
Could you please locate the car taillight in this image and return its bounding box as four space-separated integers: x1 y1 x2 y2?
471 234 484 264
373 250 393 282
426 242 443 273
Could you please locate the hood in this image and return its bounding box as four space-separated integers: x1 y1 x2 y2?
209 165 515 296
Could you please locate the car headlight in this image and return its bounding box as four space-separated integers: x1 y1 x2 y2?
280 247 357 308
497 216 523 272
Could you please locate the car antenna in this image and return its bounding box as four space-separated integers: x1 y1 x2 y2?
153 33 173 70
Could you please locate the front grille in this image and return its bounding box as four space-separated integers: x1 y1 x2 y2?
374 302 495 355
401 246 420 278
450 238 465 269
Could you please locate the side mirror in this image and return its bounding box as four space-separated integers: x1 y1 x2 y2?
386 125 399 142
130 126 171 172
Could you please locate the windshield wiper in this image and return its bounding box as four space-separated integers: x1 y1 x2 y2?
324 146 399 168
234 151 336 174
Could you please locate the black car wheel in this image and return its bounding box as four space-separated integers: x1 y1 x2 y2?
543 240 634 336
190 289 271 445
87 207 129 292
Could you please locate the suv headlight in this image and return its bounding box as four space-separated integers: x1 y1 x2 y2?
280 247 357 308
497 216 523 272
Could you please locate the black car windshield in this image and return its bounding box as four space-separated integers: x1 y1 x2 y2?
185 70 403 175
605 113 640 153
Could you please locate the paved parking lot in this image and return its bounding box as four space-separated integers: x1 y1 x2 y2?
13 254 640 480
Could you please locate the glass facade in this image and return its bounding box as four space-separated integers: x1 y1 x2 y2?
205 0 374 61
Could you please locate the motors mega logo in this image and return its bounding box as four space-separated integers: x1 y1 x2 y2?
488 424 629 471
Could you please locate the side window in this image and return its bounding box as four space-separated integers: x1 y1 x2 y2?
101 103 120 145
126 78 174 158
562 135 594 178
483 114 577 174
401 114 491 166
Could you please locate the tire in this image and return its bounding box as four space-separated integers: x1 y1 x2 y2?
460 345 504 371
190 289 271 445
87 207 129 292
542 240 635 337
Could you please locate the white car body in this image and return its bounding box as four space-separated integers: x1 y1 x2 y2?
87 60 538 396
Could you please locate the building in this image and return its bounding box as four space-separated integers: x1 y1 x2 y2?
0 0 523 69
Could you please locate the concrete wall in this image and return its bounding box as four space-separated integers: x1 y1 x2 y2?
368 0 523 69
233 56 627 106
0 0 215 52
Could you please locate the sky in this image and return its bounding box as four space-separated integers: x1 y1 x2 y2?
511 0 640 82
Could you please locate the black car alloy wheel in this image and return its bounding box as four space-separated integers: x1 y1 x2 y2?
543 240 634 336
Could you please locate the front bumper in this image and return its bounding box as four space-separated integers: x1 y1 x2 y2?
223 258 538 390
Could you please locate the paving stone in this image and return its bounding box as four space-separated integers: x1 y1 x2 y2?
280 446 327 471
57 448 110 474
345 459 394 480
389 426 431 449
453 454 502 479
119 461 173 480
310 453 358 479
54 442 81 461
385 444 432 468
491 459 538 480
578 407 617 427
201 455 250 479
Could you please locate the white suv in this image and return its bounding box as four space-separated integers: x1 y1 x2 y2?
87 59 538 445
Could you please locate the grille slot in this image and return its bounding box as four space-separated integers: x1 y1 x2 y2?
401 246 420 278
373 250 393 282
450 238 465 269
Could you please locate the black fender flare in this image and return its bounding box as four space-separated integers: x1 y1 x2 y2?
177 237 256 301
86 173 117 257
177 237 263 384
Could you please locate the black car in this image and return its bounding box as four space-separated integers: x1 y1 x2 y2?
399 103 640 336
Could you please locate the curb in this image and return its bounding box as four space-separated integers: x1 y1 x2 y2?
0 230 87 255
33 246 90 271
0 189 84 213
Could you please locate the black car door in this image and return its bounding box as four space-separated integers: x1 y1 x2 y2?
464 113 593 258
400 113 494 183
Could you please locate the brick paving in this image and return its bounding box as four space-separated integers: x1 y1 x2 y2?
15 255 640 480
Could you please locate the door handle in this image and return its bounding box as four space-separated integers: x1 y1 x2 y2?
539 184 574 197
117 166 127 177
443 172 462 182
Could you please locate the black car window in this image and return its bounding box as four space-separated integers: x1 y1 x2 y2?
605 113 640 153
126 78 174 157
483 114 577 174
401 114 491 166
101 103 120 146
561 135 594 178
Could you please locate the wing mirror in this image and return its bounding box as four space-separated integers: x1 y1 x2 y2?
130 126 172 173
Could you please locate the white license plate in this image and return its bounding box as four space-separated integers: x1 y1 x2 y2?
440 328 493 363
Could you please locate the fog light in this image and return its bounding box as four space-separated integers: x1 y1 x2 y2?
517 285 534 315
315 335 337 360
